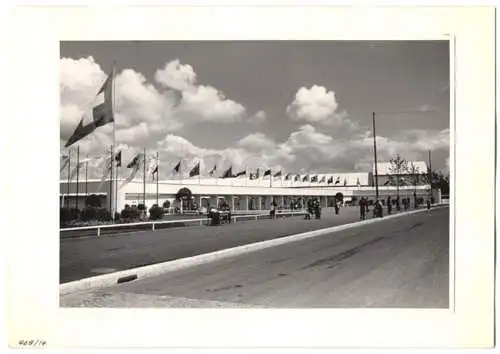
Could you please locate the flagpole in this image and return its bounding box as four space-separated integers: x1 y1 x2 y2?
198 160 201 185
143 148 146 208
67 149 71 208
115 151 118 217
109 144 114 216
111 62 117 222
85 154 88 205
75 145 80 211
156 151 159 206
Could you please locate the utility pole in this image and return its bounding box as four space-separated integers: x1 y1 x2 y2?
428 150 432 199
372 112 379 200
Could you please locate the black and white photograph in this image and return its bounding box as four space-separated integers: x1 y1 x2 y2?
59 40 451 308
6 5 495 349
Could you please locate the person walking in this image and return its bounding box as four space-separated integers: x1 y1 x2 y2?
359 197 366 220
387 196 392 215
426 199 431 213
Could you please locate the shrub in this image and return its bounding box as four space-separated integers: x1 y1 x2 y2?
95 208 111 221
163 200 171 209
120 205 140 221
149 204 164 220
60 207 80 225
85 194 101 208
80 207 97 222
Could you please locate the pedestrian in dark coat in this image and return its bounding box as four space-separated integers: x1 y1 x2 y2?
359 198 366 220
387 196 392 215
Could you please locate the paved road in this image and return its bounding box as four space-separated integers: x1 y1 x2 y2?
61 207 401 283
61 207 449 308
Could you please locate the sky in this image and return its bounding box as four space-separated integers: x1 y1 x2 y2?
60 40 450 180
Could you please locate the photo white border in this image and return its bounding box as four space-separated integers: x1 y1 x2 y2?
6 6 495 348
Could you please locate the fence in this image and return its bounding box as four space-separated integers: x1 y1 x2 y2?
60 210 308 239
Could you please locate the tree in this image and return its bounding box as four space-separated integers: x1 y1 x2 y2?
429 171 450 195
388 154 408 198
407 161 421 194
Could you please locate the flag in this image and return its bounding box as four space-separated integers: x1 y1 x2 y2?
115 150 122 167
208 164 217 176
64 71 114 148
327 176 333 184
273 170 282 178
189 162 200 177
173 160 181 173
285 172 292 180
249 168 260 180
127 154 141 168
222 166 233 178
152 164 158 179
235 169 246 177
335 176 341 185
60 154 70 173
311 175 318 182
319 176 326 183
120 153 143 189
263 169 271 177
302 175 309 182
97 152 116 192
69 157 94 180
295 174 301 181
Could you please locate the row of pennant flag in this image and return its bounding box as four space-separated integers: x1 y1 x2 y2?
60 148 363 189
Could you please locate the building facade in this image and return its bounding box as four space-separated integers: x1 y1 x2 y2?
60 161 437 213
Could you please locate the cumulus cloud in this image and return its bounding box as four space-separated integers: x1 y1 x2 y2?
286 85 348 126
154 59 197 91
237 133 276 151
64 123 450 180
177 85 246 123
249 110 266 123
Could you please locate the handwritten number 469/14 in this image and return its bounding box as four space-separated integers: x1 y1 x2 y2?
18 339 46 347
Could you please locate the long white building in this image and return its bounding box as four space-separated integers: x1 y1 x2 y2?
60 161 439 213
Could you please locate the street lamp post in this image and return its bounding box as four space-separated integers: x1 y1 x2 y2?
372 112 379 200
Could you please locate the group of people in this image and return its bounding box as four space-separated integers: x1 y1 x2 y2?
359 195 433 220
305 198 322 220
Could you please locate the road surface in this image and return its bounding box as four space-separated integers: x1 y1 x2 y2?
61 207 378 283
61 206 449 308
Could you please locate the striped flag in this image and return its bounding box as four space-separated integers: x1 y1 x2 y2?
65 69 115 148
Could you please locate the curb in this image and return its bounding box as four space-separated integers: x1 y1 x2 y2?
60 204 448 296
